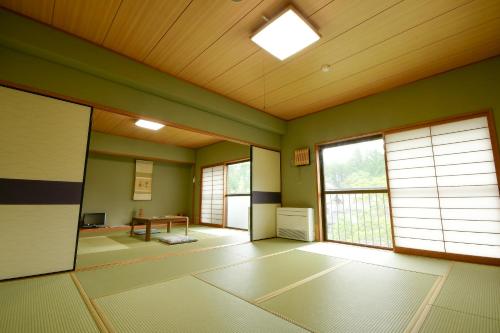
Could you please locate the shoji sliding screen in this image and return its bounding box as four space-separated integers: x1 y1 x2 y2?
0 86 91 279
385 115 500 260
200 165 224 226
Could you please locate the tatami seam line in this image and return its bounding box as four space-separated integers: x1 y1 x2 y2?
431 304 500 322
69 272 113 333
192 248 297 276
84 247 448 302
405 262 454 333
253 260 352 304
190 274 315 333
295 247 447 277
90 248 298 300
76 239 250 272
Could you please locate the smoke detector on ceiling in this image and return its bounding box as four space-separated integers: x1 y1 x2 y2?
321 64 332 73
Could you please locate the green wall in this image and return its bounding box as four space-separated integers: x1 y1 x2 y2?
82 153 193 226
0 9 284 149
193 141 250 223
281 56 500 231
90 131 195 164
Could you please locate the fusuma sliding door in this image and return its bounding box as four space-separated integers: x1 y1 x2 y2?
200 165 224 226
0 86 91 280
386 114 500 260
250 146 281 241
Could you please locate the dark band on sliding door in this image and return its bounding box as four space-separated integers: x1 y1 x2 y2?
0 178 83 204
252 191 281 204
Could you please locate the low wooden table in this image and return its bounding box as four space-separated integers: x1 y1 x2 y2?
130 215 189 241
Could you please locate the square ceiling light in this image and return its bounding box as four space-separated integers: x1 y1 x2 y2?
251 7 320 61
135 119 165 131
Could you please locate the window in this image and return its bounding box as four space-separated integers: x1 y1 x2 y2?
200 161 250 229
320 136 393 248
226 161 250 195
386 115 500 259
226 161 250 230
201 165 224 225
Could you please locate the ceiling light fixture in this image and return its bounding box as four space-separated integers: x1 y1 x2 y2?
251 6 320 61
135 119 165 131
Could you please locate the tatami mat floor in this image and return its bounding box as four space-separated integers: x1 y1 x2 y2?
1 226 499 332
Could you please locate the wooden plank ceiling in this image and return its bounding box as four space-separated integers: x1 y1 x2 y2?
2 0 500 120
92 109 222 148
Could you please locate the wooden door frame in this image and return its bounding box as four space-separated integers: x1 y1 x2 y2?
225 160 251 231
198 158 250 228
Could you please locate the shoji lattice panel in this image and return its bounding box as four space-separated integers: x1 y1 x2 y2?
201 165 224 225
386 116 500 259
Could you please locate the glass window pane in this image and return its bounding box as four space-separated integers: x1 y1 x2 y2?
322 138 387 190
321 137 392 248
227 161 250 194
226 196 250 230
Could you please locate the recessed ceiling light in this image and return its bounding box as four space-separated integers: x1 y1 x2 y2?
251 7 320 61
135 119 165 131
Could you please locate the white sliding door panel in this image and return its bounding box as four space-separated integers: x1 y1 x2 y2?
226 161 250 230
432 138 491 155
386 137 431 152
0 205 80 279
431 116 488 134
389 177 437 189
391 197 440 208
434 150 493 165
436 162 496 176
386 146 433 161
432 128 490 145
251 147 281 241
201 165 224 225
445 243 500 258
385 127 430 143
252 203 281 240
227 196 250 230
387 156 435 170
394 227 444 241
393 217 443 230
389 167 436 179
252 148 281 191
443 220 500 233
390 187 438 198
386 125 444 252
395 237 445 252
386 115 500 259
0 86 91 280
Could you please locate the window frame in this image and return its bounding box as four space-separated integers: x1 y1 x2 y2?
318 134 393 249
225 160 251 230
199 158 250 228
200 164 225 227
385 112 500 264
314 110 500 265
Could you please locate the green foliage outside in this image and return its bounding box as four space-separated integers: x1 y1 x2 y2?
227 161 250 194
323 140 387 190
325 193 392 248
322 139 392 247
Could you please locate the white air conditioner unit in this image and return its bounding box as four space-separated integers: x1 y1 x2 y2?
276 208 314 242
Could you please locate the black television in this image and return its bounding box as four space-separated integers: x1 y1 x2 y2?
81 212 106 228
